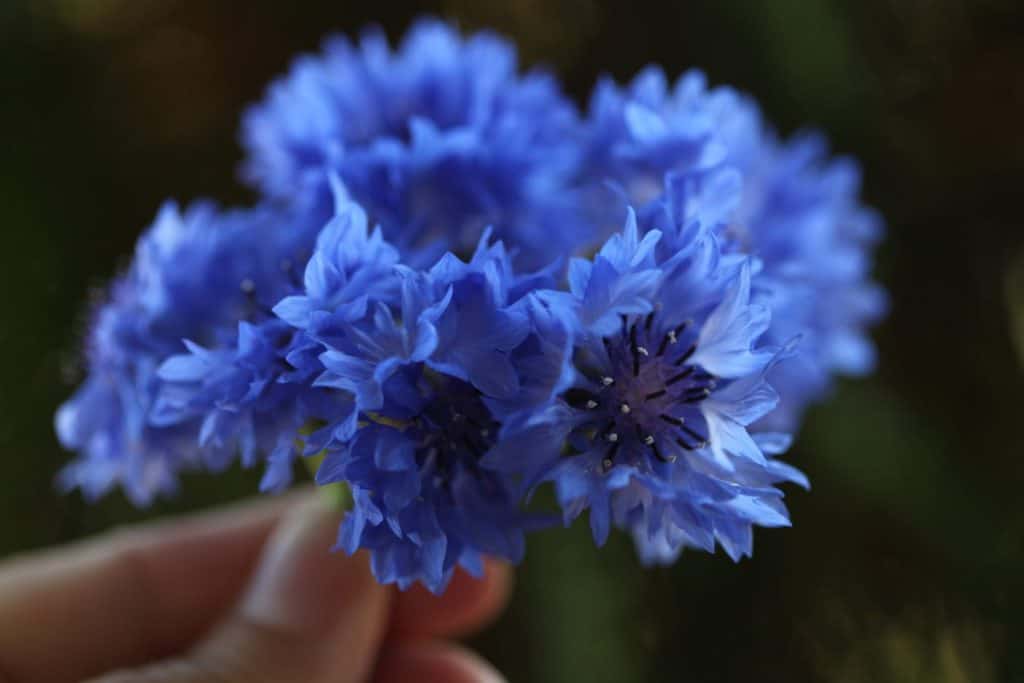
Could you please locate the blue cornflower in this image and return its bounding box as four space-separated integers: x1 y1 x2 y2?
588 70 720 180
486 204 807 561
241 18 587 268
722 132 887 430
56 200 323 503
153 319 304 484
150 184 399 493
55 356 188 506
581 67 886 430
272 178 401 330
53 19 887 587
278 217 567 591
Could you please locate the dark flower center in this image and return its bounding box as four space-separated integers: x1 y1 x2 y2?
566 312 716 471
411 369 499 479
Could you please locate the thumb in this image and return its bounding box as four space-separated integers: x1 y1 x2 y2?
88 496 391 683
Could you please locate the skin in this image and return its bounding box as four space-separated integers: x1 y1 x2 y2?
0 491 510 683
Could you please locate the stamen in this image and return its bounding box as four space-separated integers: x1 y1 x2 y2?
566 387 599 407
652 442 676 463
637 346 650 357
665 367 694 386
675 437 700 451
630 323 640 377
607 432 619 443
656 332 673 357
659 414 684 427
585 400 598 409
674 343 697 366
643 435 655 446
602 441 620 471
601 376 615 387
240 278 256 294
682 388 711 403
644 311 655 332
645 389 667 401
620 403 631 415
680 423 707 445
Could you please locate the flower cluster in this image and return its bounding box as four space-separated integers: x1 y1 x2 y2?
581 68 887 428
241 19 585 270
57 19 884 591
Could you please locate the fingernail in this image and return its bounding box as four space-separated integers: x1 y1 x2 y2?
455 650 508 683
241 495 376 632
377 643 508 683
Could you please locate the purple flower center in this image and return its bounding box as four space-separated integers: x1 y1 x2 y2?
567 313 716 471
409 369 499 479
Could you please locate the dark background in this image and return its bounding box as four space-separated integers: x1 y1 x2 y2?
2 1 1023 681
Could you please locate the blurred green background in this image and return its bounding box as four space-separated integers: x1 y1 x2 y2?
2 1 1023 681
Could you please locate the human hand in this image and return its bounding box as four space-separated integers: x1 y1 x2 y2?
0 493 509 682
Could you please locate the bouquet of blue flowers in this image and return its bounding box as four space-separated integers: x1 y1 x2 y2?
56 19 885 593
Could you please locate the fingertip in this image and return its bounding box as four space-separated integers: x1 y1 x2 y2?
374 640 506 683
192 497 390 683
0 492 308 682
390 559 512 638
241 497 388 636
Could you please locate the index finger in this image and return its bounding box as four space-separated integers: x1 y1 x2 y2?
0 492 513 683
0 493 300 682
